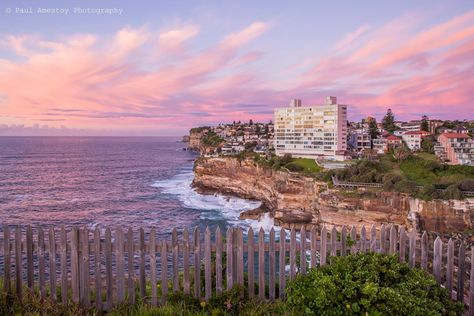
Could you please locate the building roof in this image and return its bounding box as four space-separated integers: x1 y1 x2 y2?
440 133 470 139
403 131 425 135
387 135 401 141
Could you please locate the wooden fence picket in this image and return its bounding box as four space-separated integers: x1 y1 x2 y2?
216 227 223 295
149 229 157 307
172 228 179 292
433 237 442 284
247 228 254 298
457 243 465 303
3 226 11 294
446 239 454 297
194 228 201 298
269 228 276 300
289 228 296 279
258 228 265 300
300 227 306 274
421 231 428 271
183 228 190 295
48 227 57 302
320 226 327 266
204 227 211 301
26 225 34 292
226 228 233 291
279 228 286 299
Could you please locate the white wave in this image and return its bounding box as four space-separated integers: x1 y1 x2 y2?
152 169 274 230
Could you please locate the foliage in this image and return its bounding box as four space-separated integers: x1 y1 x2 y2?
0 286 295 316
368 118 379 140
244 141 258 151
382 173 404 191
393 146 411 163
394 179 419 193
201 131 225 147
286 253 463 316
442 183 464 200
382 109 397 133
421 135 435 153
335 160 385 183
286 158 321 173
421 115 429 132
190 126 211 134
458 179 474 191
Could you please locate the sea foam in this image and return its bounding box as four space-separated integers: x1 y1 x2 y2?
151 167 275 231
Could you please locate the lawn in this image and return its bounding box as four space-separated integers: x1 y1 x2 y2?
287 158 322 173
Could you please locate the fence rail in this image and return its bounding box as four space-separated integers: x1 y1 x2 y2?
1 224 474 314
332 176 474 197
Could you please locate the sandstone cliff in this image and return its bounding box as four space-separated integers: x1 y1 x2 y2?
193 157 474 233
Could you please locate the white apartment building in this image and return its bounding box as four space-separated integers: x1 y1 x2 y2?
274 97 347 160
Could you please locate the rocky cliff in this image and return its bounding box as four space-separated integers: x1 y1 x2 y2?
193 157 474 233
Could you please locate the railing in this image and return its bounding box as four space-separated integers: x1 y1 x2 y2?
332 176 474 197
332 176 383 188
0 224 473 314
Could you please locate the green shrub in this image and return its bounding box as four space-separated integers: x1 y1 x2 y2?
286 253 462 316
382 173 404 191
394 179 419 193
458 179 474 191
285 162 305 172
443 183 464 200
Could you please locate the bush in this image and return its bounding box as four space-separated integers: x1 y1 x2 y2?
394 179 419 194
286 253 462 316
285 162 304 172
458 179 474 191
443 183 464 200
382 173 404 191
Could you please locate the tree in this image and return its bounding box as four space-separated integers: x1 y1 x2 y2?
421 135 435 153
368 118 379 140
421 115 429 132
382 109 397 132
393 146 411 163
249 119 253 126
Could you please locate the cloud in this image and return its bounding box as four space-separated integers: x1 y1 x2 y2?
335 24 370 52
1 11 474 136
157 24 200 56
0 22 272 131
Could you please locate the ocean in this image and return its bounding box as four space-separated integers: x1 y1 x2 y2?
0 137 270 239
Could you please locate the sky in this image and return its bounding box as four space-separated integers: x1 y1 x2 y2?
0 0 473 136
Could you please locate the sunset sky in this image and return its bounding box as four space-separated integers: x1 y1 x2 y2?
1 0 473 136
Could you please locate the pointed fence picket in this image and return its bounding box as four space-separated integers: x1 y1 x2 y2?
0 224 473 313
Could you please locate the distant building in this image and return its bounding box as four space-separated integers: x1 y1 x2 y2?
348 131 371 152
386 135 402 148
373 138 388 154
401 131 424 151
274 97 348 160
435 133 474 166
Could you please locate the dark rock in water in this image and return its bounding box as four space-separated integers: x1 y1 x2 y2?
239 206 269 220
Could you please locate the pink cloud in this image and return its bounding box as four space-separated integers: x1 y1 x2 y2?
1 10 474 136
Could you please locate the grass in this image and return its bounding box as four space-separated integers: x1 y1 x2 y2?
0 284 296 316
287 158 321 173
416 152 439 162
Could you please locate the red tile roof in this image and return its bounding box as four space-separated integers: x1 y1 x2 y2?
404 131 425 135
440 133 470 139
387 135 401 141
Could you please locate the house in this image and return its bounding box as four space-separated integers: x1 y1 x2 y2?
373 138 388 154
401 131 424 151
436 133 474 165
386 135 402 149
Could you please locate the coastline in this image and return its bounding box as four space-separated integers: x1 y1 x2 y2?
191 155 474 234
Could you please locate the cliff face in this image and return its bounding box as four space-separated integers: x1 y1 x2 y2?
188 131 204 150
193 157 474 233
